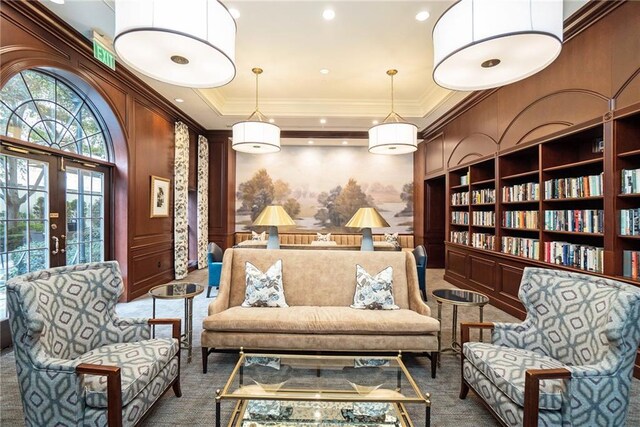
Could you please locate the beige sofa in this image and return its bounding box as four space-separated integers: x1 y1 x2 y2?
201 248 440 377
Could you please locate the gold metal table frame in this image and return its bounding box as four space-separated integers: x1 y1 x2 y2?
216 350 431 427
149 282 204 363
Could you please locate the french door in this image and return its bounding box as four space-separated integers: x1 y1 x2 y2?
0 148 110 346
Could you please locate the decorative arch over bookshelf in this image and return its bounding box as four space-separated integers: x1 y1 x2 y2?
447 133 497 168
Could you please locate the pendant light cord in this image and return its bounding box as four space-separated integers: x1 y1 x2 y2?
390 73 395 113
255 71 260 111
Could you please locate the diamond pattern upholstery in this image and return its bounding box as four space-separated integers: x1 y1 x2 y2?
7 262 180 427
462 267 640 426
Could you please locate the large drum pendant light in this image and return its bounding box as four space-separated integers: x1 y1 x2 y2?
114 0 236 88
368 70 417 155
232 68 281 154
433 0 563 91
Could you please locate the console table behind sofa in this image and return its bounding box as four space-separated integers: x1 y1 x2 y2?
235 232 414 249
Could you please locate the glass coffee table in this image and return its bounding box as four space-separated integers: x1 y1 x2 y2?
431 289 490 365
216 351 431 427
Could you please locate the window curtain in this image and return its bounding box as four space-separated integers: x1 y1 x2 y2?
174 122 189 279
197 135 209 269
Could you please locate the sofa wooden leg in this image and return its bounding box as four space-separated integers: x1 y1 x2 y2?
430 352 437 378
459 379 470 399
172 375 182 397
202 347 209 374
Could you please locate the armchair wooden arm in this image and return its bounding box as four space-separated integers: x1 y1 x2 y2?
76 364 122 427
148 318 181 340
461 322 495 346
524 368 571 427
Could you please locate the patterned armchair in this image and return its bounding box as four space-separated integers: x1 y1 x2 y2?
7 262 182 427
460 267 640 427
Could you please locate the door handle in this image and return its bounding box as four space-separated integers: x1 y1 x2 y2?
52 236 59 255
60 234 66 253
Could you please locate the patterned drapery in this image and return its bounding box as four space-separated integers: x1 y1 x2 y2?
174 122 189 279
197 135 209 269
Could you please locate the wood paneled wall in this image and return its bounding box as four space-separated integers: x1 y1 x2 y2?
205 130 236 250
0 2 219 300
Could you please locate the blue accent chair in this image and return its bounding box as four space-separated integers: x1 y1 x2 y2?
412 245 427 300
207 242 223 298
460 267 640 427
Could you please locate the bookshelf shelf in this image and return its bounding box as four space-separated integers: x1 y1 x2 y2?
501 200 539 205
472 202 495 206
619 148 640 158
542 157 603 172
450 223 469 227
471 224 496 229
450 183 469 190
619 235 640 239
619 193 640 198
502 227 539 232
543 196 604 203
502 170 538 181
471 178 495 186
543 230 604 237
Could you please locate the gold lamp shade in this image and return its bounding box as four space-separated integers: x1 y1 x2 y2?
253 205 295 249
253 205 296 226
345 207 390 229
345 207 389 251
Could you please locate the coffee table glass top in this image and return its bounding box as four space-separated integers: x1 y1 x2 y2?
431 289 489 306
220 353 425 403
148 282 203 299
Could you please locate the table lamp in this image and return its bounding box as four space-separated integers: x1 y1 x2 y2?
345 207 390 251
253 205 296 249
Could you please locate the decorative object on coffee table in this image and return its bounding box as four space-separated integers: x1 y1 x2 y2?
432 288 489 366
149 282 204 363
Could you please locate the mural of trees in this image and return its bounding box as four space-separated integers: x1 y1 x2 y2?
237 168 300 221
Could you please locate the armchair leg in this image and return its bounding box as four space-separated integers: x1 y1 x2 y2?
202 347 209 374
207 286 212 298
430 351 437 378
459 379 470 399
172 376 182 397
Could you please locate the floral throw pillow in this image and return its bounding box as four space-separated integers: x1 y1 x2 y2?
251 230 266 241
316 232 331 242
384 232 400 247
351 265 398 310
242 260 288 308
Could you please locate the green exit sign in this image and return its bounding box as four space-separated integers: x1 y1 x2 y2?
93 39 115 70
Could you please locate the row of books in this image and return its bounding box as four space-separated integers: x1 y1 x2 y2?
472 233 496 250
502 182 539 202
450 231 469 245
543 241 604 273
451 212 469 225
543 209 604 234
503 210 539 229
621 168 640 195
451 191 469 206
544 173 603 199
471 188 495 204
620 208 640 236
622 250 640 280
501 237 539 260
473 211 495 227
460 172 470 186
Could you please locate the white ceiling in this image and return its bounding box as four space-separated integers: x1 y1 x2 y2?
38 0 589 138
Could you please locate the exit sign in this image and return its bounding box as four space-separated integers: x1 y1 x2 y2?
93 39 115 70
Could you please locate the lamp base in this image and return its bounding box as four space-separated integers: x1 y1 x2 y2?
361 228 374 251
267 226 280 249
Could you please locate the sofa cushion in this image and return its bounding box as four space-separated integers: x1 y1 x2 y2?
203 306 439 335
78 338 179 408
242 260 288 308
463 342 567 410
351 265 398 310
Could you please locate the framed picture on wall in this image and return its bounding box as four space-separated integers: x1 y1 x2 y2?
150 175 171 218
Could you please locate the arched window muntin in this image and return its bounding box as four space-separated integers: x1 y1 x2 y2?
0 69 112 161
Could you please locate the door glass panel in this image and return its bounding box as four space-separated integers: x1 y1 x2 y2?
0 154 49 320
66 168 104 266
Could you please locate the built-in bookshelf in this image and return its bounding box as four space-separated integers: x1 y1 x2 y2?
616 111 640 282
501 236 539 260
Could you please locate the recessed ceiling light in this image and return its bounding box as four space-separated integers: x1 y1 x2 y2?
229 8 240 19
174 98 184 103
269 118 275 123
415 11 430 22
322 9 335 21
320 68 329 75
372 120 379 125
308 140 314 144
320 118 327 124
342 140 348 145
49 0 65 4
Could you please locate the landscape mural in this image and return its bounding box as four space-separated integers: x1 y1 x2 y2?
235 145 413 233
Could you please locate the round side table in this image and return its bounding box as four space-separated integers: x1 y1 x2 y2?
432 289 490 366
149 282 204 363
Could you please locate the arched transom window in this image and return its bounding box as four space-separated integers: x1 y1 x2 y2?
0 69 109 161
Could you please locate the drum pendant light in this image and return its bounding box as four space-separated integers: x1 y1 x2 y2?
114 0 236 88
433 0 563 91
368 70 418 155
232 68 281 154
